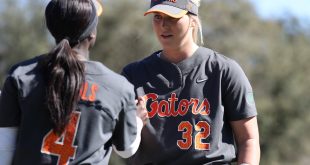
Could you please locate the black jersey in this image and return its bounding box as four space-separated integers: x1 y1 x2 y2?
122 47 257 165
0 55 138 165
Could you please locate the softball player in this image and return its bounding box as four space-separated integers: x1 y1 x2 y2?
0 0 147 164
122 0 260 164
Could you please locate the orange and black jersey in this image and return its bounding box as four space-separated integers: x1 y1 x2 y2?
122 47 257 165
0 55 138 165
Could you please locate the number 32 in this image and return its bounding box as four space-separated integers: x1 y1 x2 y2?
177 121 210 150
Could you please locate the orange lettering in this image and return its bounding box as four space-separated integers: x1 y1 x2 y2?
195 121 210 150
177 121 192 150
177 121 211 151
145 93 158 118
177 99 190 116
144 93 210 118
79 82 99 102
89 84 99 102
168 93 178 117
80 82 88 101
197 99 210 115
158 100 170 117
190 98 199 115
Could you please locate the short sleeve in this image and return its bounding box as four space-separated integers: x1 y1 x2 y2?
222 60 257 121
112 81 138 151
121 62 137 85
0 75 21 127
121 67 130 82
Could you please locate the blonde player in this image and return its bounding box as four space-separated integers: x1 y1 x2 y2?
122 0 260 164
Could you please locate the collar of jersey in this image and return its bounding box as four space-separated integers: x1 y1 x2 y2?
154 47 207 74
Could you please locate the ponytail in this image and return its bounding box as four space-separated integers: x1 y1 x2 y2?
189 14 204 46
45 39 85 135
189 0 204 45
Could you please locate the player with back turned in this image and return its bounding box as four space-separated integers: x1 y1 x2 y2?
122 0 260 164
0 0 148 164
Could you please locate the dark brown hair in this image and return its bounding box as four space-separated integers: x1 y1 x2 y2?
44 0 96 134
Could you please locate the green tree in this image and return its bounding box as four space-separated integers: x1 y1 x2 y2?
201 0 310 164
0 0 50 84
92 0 159 72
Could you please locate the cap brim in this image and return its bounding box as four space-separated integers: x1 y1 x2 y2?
144 4 188 18
93 0 103 16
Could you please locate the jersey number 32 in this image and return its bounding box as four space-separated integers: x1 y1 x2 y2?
177 121 210 150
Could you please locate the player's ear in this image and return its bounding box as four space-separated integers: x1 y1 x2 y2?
88 27 97 40
88 33 96 40
87 32 97 48
189 16 196 28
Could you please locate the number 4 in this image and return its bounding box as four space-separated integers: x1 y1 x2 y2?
41 111 81 165
177 121 210 150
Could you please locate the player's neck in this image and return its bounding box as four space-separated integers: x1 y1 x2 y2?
72 44 90 61
161 42 199 64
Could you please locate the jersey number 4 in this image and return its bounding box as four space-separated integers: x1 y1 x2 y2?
41 111 81 165
177 121 210 150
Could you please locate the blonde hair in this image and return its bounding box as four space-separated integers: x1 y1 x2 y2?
189 0 203 45
189 15 204 45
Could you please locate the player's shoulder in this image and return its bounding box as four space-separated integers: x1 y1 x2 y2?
85 60 130 83
124 51 159 70
8 55 45 77
84 60 115 75
122 51 159 76
85 60 133 91
202 47 240 71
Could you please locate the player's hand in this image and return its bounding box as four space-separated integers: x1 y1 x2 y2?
136 96 148 126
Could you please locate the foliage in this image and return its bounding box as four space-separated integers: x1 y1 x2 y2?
0 0 309 164
0 0 50 83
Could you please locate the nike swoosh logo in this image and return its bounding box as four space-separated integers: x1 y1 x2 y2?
196 78 208 83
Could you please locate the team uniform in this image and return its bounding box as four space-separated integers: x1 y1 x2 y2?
122 47 257 165
0 55 140 165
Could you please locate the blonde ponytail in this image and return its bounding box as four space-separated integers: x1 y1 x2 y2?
190 15 204 46
190 0 203 45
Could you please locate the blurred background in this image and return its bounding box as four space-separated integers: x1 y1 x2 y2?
0 0 309 164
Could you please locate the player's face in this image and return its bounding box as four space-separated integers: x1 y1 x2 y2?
152 12 194 49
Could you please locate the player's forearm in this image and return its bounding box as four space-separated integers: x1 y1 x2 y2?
0 127 18 165
112 116 143 158
237 138 260 165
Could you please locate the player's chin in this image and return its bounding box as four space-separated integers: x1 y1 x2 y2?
158 38 175 47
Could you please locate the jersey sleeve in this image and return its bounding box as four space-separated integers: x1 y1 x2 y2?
222 60 257 121
0 74 21 127
112 80 140 158
0 127 18 165
121 62 137 85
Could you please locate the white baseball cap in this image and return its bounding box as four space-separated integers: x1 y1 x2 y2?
144 0 199 18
